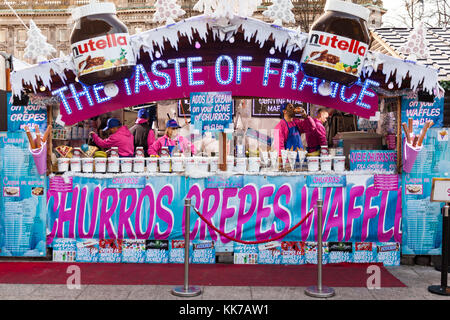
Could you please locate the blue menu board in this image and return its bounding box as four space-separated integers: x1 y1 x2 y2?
0 132 46 257
402 127 449 255
401 92 444 134
6 92 47 133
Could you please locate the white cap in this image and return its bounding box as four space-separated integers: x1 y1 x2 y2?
324 0 370 21
71 1 116 21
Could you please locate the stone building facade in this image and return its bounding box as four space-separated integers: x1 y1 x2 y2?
0 0 385 64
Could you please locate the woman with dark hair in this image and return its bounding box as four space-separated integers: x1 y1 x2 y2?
129 109 155 156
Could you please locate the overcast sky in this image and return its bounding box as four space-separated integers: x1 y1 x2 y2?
382 1 412 27
381 0 441 27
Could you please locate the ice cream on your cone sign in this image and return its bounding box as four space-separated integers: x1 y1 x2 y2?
190 92 233 132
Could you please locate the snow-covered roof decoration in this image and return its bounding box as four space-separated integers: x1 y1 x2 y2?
12 57 31 71
10 14 441 97
362 51 441 95
11 53 74 97
371 27 450 82
398 22 430 61
132 15 304 61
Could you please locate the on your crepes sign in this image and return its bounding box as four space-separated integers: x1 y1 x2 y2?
190 92 233 132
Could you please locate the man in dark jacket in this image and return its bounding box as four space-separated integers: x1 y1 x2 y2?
129 109 153 156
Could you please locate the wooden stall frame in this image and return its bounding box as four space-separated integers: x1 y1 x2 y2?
397 96 402 174
47 104 53 175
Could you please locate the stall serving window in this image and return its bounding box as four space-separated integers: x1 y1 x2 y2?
49 95 401 175
310 97 400 173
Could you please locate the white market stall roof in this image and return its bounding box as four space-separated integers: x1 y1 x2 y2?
12 57 31 71
10 14 442 97
371 27 450 82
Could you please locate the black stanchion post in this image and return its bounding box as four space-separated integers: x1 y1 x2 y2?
171 198 202 297
428 203 450 296
305 188 335 298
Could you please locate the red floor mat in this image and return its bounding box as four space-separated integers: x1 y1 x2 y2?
0 262 406 287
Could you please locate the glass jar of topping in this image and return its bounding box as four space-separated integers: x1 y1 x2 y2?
300 0 370 86
135 146 144 157
109 146 119 157
72 147 81 158
70 1 136 85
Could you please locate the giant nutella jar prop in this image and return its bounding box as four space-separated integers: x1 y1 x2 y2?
300 0 370 86
70 1 135 85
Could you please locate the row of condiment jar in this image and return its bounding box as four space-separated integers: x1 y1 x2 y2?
55 155 347 174
306 156 346 172
55 156 265 174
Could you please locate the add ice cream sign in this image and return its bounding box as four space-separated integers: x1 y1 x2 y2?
401 91 444 134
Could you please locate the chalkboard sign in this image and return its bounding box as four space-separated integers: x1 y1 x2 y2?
178 98 236 117
252 98 308 118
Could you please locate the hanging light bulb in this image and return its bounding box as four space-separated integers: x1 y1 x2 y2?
318 80 332 96
104 83 119 97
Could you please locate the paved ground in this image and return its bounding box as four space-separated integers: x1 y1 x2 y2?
0 265 448 300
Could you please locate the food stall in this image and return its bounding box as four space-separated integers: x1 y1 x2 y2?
5 0 443 266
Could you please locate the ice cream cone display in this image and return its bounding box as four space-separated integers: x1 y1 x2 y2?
287 150 297 171
29 140 47 175
43 125 52 144
24 126 36 150
281 149 289 170
23 125 52 175
34 125 42 149
260 150 269 168
402 119 433 173
437 129 448 142
269 151 278 171
417 120 433 147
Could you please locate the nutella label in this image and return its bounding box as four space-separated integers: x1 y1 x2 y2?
301 30 368 78
71 33 135 77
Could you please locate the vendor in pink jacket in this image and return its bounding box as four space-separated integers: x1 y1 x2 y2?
90 118 135 157
148 119 196 156
305 108 329 153
273 103 316 155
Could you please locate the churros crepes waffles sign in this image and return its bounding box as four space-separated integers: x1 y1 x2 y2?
47 174 401 245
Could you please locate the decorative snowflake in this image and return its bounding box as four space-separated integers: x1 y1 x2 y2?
23 20 56 63
262 0 295 26
398 21 430 61
193 0 262 19
152 0 186 25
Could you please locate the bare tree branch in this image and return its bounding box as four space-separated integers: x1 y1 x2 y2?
292 0 326 32
383 0 450 28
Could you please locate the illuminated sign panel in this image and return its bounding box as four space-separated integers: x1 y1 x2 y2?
53 55 379 125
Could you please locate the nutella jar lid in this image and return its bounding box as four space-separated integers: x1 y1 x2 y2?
71 1 116 21
324 0 370 21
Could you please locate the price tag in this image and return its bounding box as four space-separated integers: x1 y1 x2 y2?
431 178 450 203
306 175 346 188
